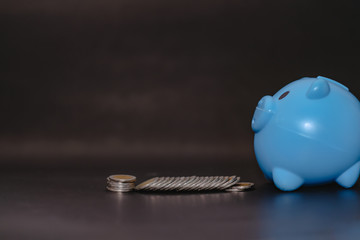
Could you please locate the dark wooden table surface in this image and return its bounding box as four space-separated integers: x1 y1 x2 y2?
1 159 359 240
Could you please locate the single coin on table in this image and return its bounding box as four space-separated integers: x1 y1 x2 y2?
225 182 255 192
108 175 136 183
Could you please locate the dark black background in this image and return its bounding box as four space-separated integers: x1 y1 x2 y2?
2 0 360 165
1 1 360 239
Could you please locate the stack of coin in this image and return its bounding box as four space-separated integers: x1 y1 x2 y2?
106 174 136 192
135 175 240 191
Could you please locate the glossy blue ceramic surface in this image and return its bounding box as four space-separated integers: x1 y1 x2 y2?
252 76 360 191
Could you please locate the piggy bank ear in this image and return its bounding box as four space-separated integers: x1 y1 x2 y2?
306 79 330 99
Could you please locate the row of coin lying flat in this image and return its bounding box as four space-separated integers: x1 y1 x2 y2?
135 175 240 191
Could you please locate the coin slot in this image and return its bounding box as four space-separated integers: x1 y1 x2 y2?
279 91 290 100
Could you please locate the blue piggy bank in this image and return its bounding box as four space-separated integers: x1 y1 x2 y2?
252 76 360 191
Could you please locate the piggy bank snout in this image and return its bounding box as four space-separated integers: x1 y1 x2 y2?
252 95 275 133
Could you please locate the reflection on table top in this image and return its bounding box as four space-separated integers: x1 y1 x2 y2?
0 166 359 240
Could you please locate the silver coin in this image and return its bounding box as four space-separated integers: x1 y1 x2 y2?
108 175 136 183
172 176 189 190
202 176 223 191
232 182 254 189
172 176 193 191
196 176 214 191
219 176 240 190
106 186 134 192
216 176 231 190
181 176 198 190
156 177 177 191
205 176 218 190
186 176 205 191
149 177 170 190
108 187 134 192
203 176 222 190
218 176 232 189
162 176 185 191
188 176 207 191
107 181 135 187
170 177 188 191
106 186 135 190
108 183 135 189
200 176 219 191
145 177 168 191
226 182 255 192
135 177 158 190
184 176 201 191
202 176 220 190
225 187 244 192
169 177 184 191
151 177 174 191
177 176 199 191
148 177 171 191
194 176 211 191
215 176 232 190
107 183 135 188
172 176 191 191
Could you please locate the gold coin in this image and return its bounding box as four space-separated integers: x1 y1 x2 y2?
108 174 136 183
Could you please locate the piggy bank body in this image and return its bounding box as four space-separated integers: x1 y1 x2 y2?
252 76 360 191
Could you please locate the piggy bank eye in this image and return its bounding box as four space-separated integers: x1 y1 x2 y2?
279 91 290 100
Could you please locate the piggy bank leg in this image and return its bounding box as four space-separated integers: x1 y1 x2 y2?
273 168 304 191
336 162 360 188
